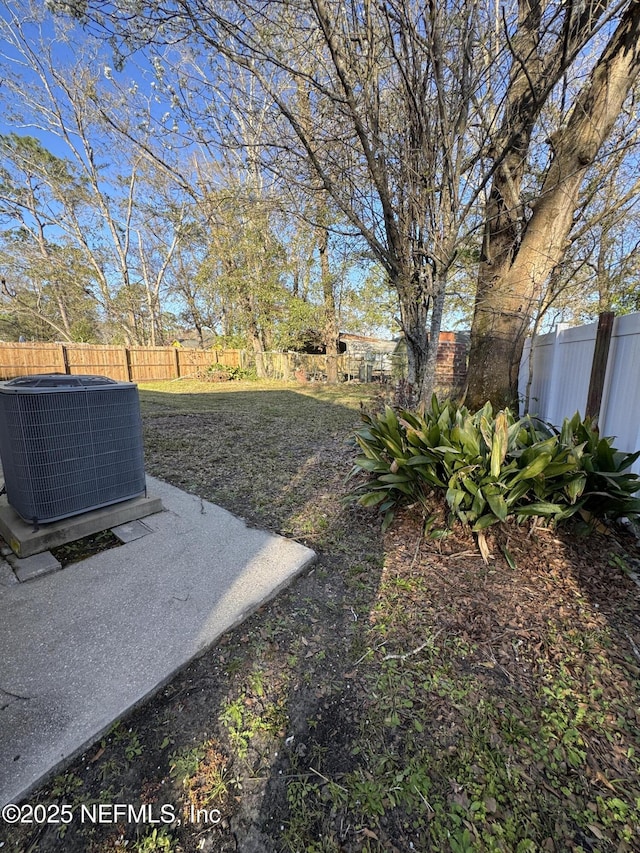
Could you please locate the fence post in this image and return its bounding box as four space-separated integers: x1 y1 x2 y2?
122 347 132 382
585 311 615 422
60 344 70 374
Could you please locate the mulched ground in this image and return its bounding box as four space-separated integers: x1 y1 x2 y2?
345 511 640 852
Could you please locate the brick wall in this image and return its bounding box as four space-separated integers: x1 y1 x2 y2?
435 331 469 391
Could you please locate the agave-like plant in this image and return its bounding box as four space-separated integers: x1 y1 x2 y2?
347 397 640 539
556 412 640 519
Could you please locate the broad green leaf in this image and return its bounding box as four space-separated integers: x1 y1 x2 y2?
565 475 587 503
554 503 584 520
358 491 388 507
427 424 441 445
471 488 486 517
408 467 446 487
472 514 501 531
429 393 441 419
479 401 494 421
543 461 580 477
560 416 575 446
354 458 389 472
381 438 405 457
501 545 517 569
462 476 479 496
613 449 640 472
520 436 557 466
406 430 424 447
446 487 466 511
485 490 508 521
479 415 493 450
381 508 395 533
398 411 423 430
437 408 452 431
512 451 553 482
458 424 481 457
406 454 438 466
516 501 564 516
596 438 615 469
491 411 509 477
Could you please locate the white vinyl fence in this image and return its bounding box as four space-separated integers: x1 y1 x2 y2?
518 312 640 473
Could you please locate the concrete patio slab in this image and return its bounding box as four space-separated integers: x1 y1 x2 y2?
0 475 316 807
7 550 61 583
111 518 154 544
0 562 17 588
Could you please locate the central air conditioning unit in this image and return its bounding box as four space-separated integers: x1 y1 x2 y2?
0 374 146 525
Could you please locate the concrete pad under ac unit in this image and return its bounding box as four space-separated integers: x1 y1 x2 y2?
0 493 164 558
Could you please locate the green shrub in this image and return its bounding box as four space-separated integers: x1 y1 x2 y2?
200 363 256 381
559 412 640 519
347 397 640 534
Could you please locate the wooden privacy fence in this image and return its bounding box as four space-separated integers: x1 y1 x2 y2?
0 343 382 384
0 342 246 383
518 311 640 473
0 334 471 390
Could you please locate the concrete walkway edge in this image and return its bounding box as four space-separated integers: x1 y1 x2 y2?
0 475 316 807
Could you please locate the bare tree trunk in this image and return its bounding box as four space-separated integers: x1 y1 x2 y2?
420 276 447 401
52 283 74 339
197 325 204 348
467 1 640 409
240 291 267 378
147 290 156 347
318 225 340 384
395 269 430 391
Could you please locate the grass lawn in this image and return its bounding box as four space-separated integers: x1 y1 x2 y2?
2 379 640 853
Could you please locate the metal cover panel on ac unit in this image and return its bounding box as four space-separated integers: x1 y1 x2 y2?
0 374 146 525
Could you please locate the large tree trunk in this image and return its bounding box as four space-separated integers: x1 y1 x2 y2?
466 1 640 410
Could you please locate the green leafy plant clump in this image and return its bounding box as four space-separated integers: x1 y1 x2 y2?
198 363 257 382
347 397 640 537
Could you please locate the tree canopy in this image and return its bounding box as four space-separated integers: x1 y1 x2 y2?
2 0 639 404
